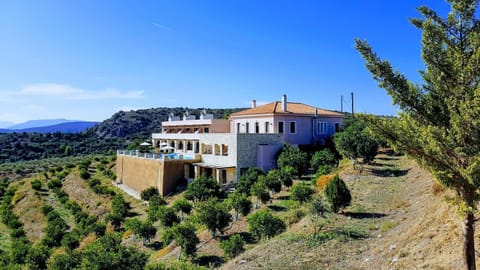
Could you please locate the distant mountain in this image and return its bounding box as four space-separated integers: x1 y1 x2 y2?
7 119 81 130
0 121 14 128
0 107 244 163
0 121 99 134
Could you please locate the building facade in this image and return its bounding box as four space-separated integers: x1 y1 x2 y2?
117 95 344 196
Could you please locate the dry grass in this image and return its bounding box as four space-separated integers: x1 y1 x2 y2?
12 178 47 245
222 151 470 270
62 171 111 219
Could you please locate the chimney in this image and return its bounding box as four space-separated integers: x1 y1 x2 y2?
281 94 287 112
252 100 257 108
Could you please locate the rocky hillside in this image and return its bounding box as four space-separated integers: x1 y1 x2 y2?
90 107 244 139
0 107 244 163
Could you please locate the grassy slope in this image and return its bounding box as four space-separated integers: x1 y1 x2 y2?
1 151 472 269
12 178 47 245
221 151 466 270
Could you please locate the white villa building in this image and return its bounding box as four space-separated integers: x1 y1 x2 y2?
116 95 344 196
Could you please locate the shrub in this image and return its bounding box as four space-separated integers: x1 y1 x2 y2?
284 208 306 225
26 244 50 270
197 199 232 238
264 171 282 193
248 209 285 240
61 230 81 250
324 175 351 213
316 174 335 190
333 117 379 165
277 144 309 178
314 165 333 179
184 175 221 202
250 177 270 208
141 187 159 201
172 198 193 219
125 218 157 245
236 167 264 195
291 182 315 203
220 234 245 259
11 238 31 264
310 149 336 171
171 223 199 259
79 168 90 180
47 179 62 190
31 180 42 191
153 206 179 227
227 191 252 221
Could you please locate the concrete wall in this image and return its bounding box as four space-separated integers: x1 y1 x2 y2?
116 155 162 194
117 155 197 196
257 144 283 172
162 160 186 195
236 134 284 177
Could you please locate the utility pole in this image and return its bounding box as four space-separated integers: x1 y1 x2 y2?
351 92 354 117
340 95 343 113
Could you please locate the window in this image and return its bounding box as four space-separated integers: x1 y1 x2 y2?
289 121 296 134
335 123 341 133
278 121 284 134
255 122 259 134
317 122 328 134
265 122 269 133
237 123 241 134
204 127 209 133
246 122 250 133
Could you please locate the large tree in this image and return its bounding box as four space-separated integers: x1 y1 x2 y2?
355 1 480 269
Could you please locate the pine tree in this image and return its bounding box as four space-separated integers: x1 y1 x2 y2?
355 1 480 268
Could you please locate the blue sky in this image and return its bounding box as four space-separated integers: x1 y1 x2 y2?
0 0 451 125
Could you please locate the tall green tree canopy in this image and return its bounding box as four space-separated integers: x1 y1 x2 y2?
355 1 480 268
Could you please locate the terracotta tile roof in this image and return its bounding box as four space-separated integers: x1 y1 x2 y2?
230 101 344 117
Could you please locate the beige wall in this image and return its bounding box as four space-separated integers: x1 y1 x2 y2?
117 155 192 196
210 119 230 133
162 160 185 196
116 155 162 193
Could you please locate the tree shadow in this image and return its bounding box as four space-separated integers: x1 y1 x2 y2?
276 195 290 200
376 156 400 161
370 162 395 167
125 211 141 218
194 255 225 268
343 211 387 219
146 241 163 250
368 168 409 177
331 227 368 240
268 205 288 212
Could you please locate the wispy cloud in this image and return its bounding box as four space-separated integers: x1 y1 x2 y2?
17 83 144 100
152 22 174 32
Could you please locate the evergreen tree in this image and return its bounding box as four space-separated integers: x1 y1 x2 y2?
324 175 351 213
356 1 480 268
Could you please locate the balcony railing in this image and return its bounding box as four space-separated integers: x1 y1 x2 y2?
117 150 198 161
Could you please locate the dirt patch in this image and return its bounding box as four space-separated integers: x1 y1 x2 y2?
13 179 46 245
62 172 110 219
222 153 471 270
